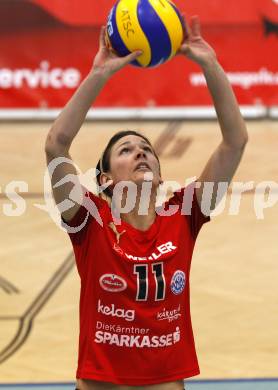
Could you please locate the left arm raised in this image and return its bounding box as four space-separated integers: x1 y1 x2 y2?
179 16 248 211
197 59 248 210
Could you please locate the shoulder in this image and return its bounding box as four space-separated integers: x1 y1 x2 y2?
167 182 210 239
62 189 110 234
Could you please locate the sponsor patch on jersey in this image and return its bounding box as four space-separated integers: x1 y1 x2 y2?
112 241 177 261
157 305 181 322
97 299 135 321
170 270 186 295
94 326 181 348
99 274 127 292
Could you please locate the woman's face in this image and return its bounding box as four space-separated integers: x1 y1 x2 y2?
101 135 161 189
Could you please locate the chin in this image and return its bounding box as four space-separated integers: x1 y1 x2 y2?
134 170 154 180
134 177 160 189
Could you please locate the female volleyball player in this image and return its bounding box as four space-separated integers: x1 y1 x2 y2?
45 16 248 390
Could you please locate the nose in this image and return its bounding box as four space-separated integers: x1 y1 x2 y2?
135 147 146 159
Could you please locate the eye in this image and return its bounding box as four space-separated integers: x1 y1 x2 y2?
120 147 130 154
144 146 153 153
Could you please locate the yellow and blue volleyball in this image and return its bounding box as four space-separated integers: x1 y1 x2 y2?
105 0 185 67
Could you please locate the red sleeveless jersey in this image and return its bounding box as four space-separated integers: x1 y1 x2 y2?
64 183 210 386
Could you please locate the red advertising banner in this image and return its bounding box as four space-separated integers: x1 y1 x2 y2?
0 0 277 112
28 0 275 25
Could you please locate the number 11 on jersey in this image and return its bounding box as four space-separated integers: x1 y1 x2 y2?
134 263 166 301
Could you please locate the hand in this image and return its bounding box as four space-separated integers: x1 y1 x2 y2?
91 26 142 79
178 16 217 68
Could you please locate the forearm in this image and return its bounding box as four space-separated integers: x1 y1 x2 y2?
45 70 108 156
202 59 248 148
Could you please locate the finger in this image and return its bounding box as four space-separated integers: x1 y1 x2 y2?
104 29 113 51
191 15 201 37
122 50 143 66
178 43 190 56
99 26 106 49
181 13 190 40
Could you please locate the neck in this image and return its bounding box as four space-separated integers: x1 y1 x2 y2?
121 207 157 231
112 187 157 231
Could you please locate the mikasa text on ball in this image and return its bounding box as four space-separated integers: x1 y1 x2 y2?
105 0 185 67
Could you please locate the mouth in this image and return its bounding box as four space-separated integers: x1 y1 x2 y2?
134 162 151 171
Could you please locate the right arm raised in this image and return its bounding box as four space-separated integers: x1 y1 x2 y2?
45 27 142 222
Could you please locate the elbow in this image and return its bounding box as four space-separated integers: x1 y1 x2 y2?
241 125 249 146
45 129 71 157
45 141 59 158
45 135 55 157
240 132 249 150
237 134 248 151
45 139 60 159
235 121 249 150
239 123 249 149
225 130 249 152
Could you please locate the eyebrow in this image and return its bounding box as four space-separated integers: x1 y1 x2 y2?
116 140 150 151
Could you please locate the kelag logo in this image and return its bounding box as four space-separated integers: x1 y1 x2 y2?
97 300 135 321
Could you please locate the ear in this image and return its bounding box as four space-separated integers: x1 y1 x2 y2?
159 178 164 185
100 172 114 187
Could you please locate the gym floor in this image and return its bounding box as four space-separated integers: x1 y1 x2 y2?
0 120 277 389
1 379 278 390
